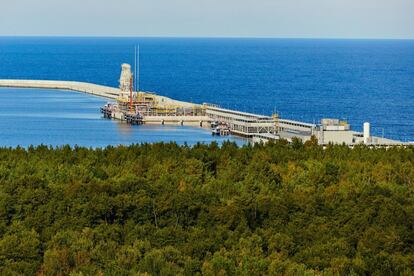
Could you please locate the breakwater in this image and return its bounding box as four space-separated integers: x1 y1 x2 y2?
0 78 410 147
0 79 121 99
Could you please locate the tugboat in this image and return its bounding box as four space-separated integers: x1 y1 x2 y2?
212 122 230 136
219 125 230 136
212 127 220 136
211 121 219 128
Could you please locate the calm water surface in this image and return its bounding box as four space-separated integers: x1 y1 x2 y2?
0 37 413 145
0 88 246 147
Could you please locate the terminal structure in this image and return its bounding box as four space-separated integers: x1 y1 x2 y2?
0 63 410 147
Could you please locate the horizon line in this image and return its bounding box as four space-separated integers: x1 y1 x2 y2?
0 35 413 41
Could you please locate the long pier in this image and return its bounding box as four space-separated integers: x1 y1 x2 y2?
0 78 410 146
0 79 121 99
0 79 197 107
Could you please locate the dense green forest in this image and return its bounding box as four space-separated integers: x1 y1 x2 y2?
0 140 413 275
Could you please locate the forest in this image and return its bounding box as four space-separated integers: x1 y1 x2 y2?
0 139 413 275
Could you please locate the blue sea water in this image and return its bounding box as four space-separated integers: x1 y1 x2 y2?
0 88 246 147
0 37 413 146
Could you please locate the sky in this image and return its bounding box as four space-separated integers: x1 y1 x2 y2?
0 0 413 39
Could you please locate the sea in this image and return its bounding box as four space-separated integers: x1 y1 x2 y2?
0 37 413 147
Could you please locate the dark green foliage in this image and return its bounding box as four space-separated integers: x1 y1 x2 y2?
0 141 413 275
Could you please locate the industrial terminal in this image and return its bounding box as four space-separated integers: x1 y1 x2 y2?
0 63 409 147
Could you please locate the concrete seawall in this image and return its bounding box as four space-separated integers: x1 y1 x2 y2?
0 79 121 99
0 79 199 108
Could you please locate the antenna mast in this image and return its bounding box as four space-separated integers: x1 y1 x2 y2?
134 45 137 92
137 45 140 92
133 45 140 92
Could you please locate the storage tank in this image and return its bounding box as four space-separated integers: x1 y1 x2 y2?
363 122 371 144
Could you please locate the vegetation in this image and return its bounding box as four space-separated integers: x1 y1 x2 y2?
0 140 413 275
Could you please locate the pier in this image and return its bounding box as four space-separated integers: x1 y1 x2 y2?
0 79 121 99
0 78 198 110
0 64 411 147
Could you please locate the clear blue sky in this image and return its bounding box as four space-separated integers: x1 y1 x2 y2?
1 0 413 39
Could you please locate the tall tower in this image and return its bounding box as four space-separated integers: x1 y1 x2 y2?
363 122 371 144
119 64 133 98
